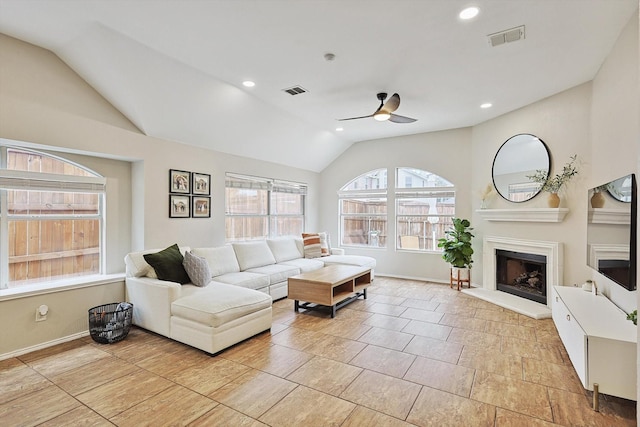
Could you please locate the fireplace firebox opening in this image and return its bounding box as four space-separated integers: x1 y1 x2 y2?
496 249 547 304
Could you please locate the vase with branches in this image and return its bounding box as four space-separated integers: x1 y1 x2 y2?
526 154 579 207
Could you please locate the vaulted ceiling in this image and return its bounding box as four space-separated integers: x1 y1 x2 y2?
0 0 636 171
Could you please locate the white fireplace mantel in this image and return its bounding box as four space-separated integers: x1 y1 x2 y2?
476 208 569 223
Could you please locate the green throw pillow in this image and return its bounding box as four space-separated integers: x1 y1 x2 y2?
143 244 191 284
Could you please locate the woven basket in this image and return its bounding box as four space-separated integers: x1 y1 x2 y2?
88 302 133 344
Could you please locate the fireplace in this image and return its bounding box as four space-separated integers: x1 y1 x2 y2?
468 236 563 317
496 250 547 304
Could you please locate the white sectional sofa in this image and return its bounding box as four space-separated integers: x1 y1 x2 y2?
124 236 376 354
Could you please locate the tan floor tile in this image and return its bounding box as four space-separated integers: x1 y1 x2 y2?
38 405 112 426
190 404 268 426
48 356 139 396
331 307 375 322
17 340 87 364
534 328 564 346
470 370 552 422
0 384 80 426
341 405 415 426
361 302 408 316
220 336 273 361
305 333 367 363
475 307 520 324
266 326 322 350
400 299 440 311
172 357 251 396
403 336 463 364
286 356 362 396
259 385 356 426
22 344 111 377
75 369 173 419
368 294 408 305
434 302 478 316
401 319 452 340
548 387 637 427
0 358 51 404
439 312 487 332
280 311 333 330
135 347 211 377
447 328 501 349
317 319 372 340
362 313 411 331
358 327 413 351
111 384 217 426
350 345 415 378
210 369 297 418
272 307 298 324
406 386 496 427
522 357 584 393
400 307 444 323
485 320 537 341
340 370 421 419
500 336 564 365
234 343 314 377
458 346 523 379
495 407 559 426
404 356 474 397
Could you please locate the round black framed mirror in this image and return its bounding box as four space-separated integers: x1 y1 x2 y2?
492 134 550 203
607 174 633 203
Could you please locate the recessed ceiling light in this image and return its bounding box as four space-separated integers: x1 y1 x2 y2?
242 80 255 88
336 127 344 132
459 6 479 20
480 103 493 109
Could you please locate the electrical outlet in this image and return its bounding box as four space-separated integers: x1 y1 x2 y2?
35 304 48 322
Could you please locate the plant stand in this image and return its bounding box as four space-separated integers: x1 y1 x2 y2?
450 267 471 291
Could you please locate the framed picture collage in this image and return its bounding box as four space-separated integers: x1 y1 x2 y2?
169 169 211 218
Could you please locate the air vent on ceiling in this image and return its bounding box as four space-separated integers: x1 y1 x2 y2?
283 86 308 96
488 25 525 47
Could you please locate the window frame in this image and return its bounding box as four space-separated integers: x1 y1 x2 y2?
225 173 306 241
0 146 106 290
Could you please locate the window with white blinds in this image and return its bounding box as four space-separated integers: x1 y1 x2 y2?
0 147 105 289
225 173 306 241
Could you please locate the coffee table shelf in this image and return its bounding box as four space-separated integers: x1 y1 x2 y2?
288 265 371 318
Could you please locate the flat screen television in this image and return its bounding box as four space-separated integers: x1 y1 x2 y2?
586 174 637 291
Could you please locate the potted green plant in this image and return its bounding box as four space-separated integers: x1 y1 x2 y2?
526 154 579 207
437 218 474 280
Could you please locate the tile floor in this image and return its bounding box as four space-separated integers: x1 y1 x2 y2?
1 277 637 426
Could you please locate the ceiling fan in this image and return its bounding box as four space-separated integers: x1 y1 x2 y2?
338 92 417 123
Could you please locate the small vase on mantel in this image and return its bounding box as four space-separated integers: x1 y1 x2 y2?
547 192 560 208
591 191 605 208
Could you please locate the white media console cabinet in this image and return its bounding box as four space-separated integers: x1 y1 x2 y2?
552 286 637 406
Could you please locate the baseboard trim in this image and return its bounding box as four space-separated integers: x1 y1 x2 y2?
0 330 90 361
376 273 453 285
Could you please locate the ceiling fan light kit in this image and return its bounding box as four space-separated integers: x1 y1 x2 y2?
338 92 417 124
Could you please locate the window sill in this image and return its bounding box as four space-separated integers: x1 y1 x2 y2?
0 273 125 301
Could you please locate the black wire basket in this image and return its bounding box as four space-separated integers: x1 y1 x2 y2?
88 302 133 344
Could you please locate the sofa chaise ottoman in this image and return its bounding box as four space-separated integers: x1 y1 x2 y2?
124 246 272 355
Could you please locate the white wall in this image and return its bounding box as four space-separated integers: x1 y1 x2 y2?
319 128 473 281
590 11 639 312
0 33 319 356
471 82 592 292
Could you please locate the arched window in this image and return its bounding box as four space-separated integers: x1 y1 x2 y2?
338 169 388 248
337 167 456 251
0 147 105 289
396 167 455 252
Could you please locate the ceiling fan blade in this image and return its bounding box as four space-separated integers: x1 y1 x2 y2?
380 93 400 114
389 113 417 123
337 114 374 121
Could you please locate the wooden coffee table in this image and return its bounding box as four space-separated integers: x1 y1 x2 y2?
288 265 371 318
